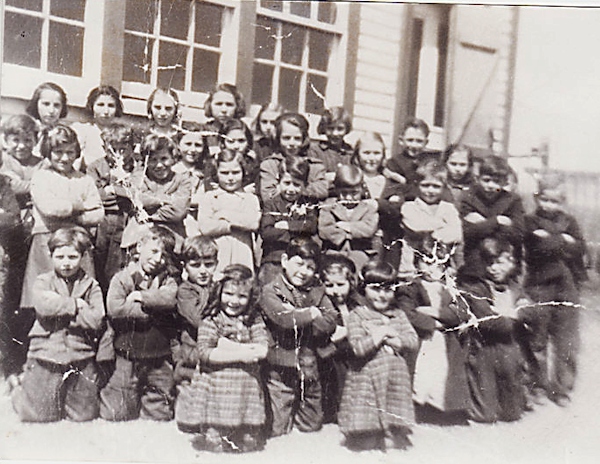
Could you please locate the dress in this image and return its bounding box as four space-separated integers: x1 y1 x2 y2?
338 304 418 435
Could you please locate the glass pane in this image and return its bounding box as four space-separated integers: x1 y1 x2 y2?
308 30 332 72
50 0 86 21
279 68 301 113
125 0 156 34
48 21 84 76
160 0 190 41
251 62 273 105
157 41 187 90
6 0 42 12
281 23 305 66
3 12 42 68
318 1 336 24
192 48 219 93
306 73 326 114
260 0 282 12
122 34 154 83
195 1 222 47
254 16 276 60
290 1 310 18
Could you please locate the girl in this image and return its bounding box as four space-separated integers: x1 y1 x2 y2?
443 144 474 206
312 106 354 176
252 102 284 162
191 264 268 452
218 118 259 191
25 82 68 132
353 132 387 201
338 260 418 451
72 85 124 170
196 149 261 273
203 83 246 157
21 125 104 309
259 113 328 202
146 87 180 138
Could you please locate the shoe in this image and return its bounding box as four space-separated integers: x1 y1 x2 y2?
204 428 224 453
530 388 549 406
6 374 20 393
240 433 260 453
552 395 570 408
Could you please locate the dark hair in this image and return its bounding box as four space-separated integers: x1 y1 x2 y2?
140 133 178 160
146 87 180 121
26 82 68 121
478 155 510 182
40 124 81 160
181 235 218 263
85 85 124 119
278 156 310 184
285 237 321 262
443 144 474 167
479 237 515 268
253 102 284 137
358 259 397 294
48 226 92 255
320 253 356 283
215 148 246 174
204 83 246 119
317 106 352 136
219 118 253 151
139 224 177 261
415 159 447 184
536 172 566 197
334 164 364 191
1 114 39 138
101 122 135 148
275 113 310 155
402 118 430 138
353 131 386 172
205 264 260 323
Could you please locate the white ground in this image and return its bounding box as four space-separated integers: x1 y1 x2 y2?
1 280 600 464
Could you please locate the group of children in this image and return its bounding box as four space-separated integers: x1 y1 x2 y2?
0 80 587 453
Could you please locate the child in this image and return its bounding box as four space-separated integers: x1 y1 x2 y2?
443 144 475 206
121 134 192 251
252 102 284 162
203 83 246 156
384 118 442 200
401 160 463 272
174 236 218 431
10 227 105 422
353 131 387 201
218 118 259 191
25 82 68 132
311 106 353 177
188 264 268 453
21 125 104 310
319 165 379 270
460 155 525 269
100 226 179 421
196 149 261 273
457 237 529 422
338 260 418 451
259 113 328 202
146 87 180 138
260 238 337 436
87 123 139 293
523 176 586 406
73 85 124 170
319 254 357 424
259 156 318 285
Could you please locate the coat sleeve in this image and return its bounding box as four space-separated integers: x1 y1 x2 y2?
259 158 280 202
260 204 289 243
72 279 105 331
106 272 148 319
346 310 380 358
311 294 337 337
392 310 419 352
230 194 260 231
30 171 74 218
0 181 20 232
149 175 192 223
77 176 105 226
176 283 205 326
250 316 269 346
498 196 525 245
197 193 231 236
259 285 315 329
346 202 379 238
31 274 77 318
318 203 347 246
140 276 178 312
304 161 329 200
196 318 220 365
460 283 514 336
288 208 318 236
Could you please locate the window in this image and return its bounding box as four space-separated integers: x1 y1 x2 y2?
252 1 347 118
4 0 86 77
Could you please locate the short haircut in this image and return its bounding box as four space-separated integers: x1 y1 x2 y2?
320 253 356 282
278 156 310 184
205 264 260 322
334 164 364 191
285 237 320 262
253 102 284 136
48 226 92 255
140 133 178 159
1 114 39 138
215 148 246 175
219 118 253 149
26 82 68 121
85 85 124 119
536 172 566 197
402 118 430 138
146 87 180 118
443 143 474 167
353 131 386 172
416 159 447 183
181 235 218 262
101 122 135 148
204 83 246 119
275 113 310 155
478 155 510 182
139 225 176 257
40 124 81 159
317 106 352 135
358 259 397 294
479 237 515 267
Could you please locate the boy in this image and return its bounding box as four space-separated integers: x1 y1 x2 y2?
10 227 105 422
260 237 338 436
523 176 586 406
460 155 525 270
100 226 179 421
259 156 318 285
318 165 379 270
